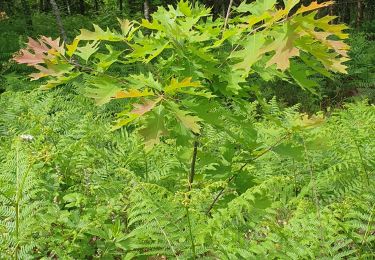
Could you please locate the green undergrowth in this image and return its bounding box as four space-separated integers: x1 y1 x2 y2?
0 89 374 259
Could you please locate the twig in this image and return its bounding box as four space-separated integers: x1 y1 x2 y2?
353 138 370 186
223 0 234 33
185 207 197 259
205 132 291 215
302 137 324 251
188 139 199 191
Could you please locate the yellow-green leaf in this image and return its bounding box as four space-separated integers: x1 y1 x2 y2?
114 88 154 99
164 77 200 94
66 38 80 57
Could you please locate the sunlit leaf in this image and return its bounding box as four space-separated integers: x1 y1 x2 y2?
85 75 122 105
75 41 100 62
114 89 154 99
265 23 300 71
139 105 167 151
295 1 334 15
77 24 124 41
164 77 200 94
168 101 201 134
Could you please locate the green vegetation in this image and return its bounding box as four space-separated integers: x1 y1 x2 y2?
1 0 374 259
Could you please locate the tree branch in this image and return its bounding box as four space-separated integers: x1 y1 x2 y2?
223 0 234 32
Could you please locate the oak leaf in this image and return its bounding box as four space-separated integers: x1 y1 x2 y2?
114 89 154 99
164 77 200 94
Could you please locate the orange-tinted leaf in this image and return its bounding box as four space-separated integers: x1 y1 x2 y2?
309 31 349 57
131 97 162 116
265 24 300 71
13 49 45 66
117 18 137 39
295 1 334 15
41 36 65 54
13 36 64 67
27 37 49 53
112 97 163 131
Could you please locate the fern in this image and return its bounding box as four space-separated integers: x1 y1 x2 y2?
124 181 205 259
0 139 45 259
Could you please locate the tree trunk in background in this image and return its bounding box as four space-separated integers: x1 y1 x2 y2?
79 0 85 15
329 4 333 16
50 0 67 42
342 2 351 25
65 0 71 15
20 0 33 30
144 0 150 21
356 0 363 28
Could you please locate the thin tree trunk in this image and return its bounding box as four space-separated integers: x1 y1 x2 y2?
223 0 234 32
144 0 150 21
65 0 71 15
20 0 33 31
50 0 67 42
188 140 199 190
343 2 351 25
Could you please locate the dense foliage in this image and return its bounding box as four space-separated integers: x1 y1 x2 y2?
1 0 374 259
0 89 374 258
12 0 350 145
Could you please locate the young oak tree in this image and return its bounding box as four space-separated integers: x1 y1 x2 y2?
14 0 349 151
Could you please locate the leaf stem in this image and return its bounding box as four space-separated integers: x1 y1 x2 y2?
206 132 291 215
353 138 370 186
185 207 196 259
188 139 199 191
